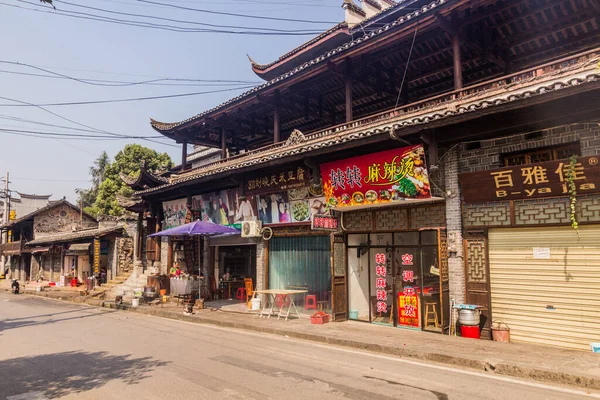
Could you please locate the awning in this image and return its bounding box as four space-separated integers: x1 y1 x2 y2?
67 243 91 252
30 246 51 254
2 249 21 256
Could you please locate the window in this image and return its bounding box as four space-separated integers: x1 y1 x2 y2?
503 143 580 166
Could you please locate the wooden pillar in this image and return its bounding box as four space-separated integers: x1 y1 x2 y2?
221 127 227 159
273 106 280 143
345 78 353 122
135 212 143 261
345 59 353 122
452 32 463 90
181 140 188 171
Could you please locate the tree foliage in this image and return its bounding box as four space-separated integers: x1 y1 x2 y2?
77 145 173 217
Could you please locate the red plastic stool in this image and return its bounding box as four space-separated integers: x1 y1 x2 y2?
235 287 246 302
304 294 317 310
275 294 290 308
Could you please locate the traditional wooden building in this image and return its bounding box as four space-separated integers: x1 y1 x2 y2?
129 0 600 350
0 200 128 285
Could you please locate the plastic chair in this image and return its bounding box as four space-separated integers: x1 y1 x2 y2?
275 294 290 309
235 287 246 302
304 294 317 310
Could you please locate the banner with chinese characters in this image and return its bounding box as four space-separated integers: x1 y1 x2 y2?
320 145 431 209
93 238 100 275
244 165 310 196
311 214 339 231
398 287 419 327
459 155 600 203
162 198 188 229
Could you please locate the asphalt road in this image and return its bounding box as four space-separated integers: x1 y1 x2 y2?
1 292 598 400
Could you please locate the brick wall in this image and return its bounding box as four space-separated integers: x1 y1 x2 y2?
458 123 600 174
459 123 600 228
444 147 465 304
344 203 446 232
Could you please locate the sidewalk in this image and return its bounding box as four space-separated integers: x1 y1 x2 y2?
4 282 600 391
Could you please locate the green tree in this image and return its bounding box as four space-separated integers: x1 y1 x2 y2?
91 144 173 216
90 151 110 190
75 151 112 212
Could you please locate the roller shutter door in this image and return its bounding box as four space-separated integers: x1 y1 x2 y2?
489 225 600 351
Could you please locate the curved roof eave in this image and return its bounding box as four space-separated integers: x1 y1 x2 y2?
149 0 451 134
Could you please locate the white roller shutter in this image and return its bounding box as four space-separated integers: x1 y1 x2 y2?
489 225 600 351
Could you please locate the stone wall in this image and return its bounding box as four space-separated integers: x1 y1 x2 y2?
33 204 96 238
117 237 134 276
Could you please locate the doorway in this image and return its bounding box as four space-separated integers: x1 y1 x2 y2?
347 230 446 331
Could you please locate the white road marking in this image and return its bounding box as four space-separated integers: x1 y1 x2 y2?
137 312 600 398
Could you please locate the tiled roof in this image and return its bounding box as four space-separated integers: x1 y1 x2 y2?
0 199 96 229
25 226 124 246
248 22 349 71
139 55 600 196
150 0 453 133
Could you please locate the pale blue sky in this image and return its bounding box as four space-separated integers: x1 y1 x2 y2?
0 0 342 202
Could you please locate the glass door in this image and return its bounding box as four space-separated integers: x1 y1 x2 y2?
420 231 441 332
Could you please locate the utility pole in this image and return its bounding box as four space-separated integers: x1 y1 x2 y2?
1 172 9 275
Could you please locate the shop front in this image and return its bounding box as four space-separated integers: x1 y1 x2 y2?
346 230 448 330
238 163 333 313
321 144 449 331
460 154 600 349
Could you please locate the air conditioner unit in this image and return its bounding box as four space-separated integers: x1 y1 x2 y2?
241 220 262 238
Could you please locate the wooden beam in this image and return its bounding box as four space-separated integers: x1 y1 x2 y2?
181 140 188 171
345 59 353 122
436 13 462 90
274 106 280 143
221 127 227 159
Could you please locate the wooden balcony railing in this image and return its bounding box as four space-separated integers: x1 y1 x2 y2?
0 241 23 256
169 47 600 184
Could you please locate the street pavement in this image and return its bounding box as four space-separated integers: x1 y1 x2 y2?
1 292 598 400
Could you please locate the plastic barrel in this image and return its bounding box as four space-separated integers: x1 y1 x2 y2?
460 325 480 339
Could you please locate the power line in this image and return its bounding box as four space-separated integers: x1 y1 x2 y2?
0 69 259 87
6 1 325 35
0 96 179 148
11 177 91 182
0 86 256 107
133 0 337 24
0 127 166 139
54 0 323 33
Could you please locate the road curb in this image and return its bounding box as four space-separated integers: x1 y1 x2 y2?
18 291 600 391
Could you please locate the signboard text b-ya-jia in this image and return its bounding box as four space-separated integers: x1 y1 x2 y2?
459 156 599 203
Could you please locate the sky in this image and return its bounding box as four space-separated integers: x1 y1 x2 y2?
0 0 343 203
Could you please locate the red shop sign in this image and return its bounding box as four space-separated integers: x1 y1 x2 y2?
320 145 431 209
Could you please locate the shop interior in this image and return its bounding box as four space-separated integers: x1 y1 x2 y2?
218 245 257 300
348 231 447 332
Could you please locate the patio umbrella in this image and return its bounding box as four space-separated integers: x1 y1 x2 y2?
149 219 239 237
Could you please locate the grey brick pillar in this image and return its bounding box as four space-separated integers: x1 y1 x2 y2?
444 147 466 305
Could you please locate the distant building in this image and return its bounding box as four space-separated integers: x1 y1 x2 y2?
0 192 52 221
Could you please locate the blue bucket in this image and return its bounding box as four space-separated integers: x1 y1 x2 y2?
349 310 359 320
590 343 600 353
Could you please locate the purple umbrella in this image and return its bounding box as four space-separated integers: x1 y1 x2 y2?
149 219 239 237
